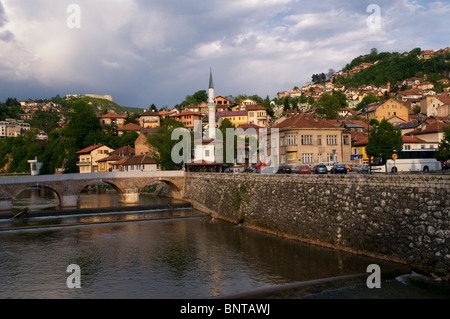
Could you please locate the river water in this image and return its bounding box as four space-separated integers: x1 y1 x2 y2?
0 188 449 299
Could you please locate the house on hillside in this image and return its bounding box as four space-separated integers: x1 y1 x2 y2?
418 82 434 91
138 110 161 128
359 99 410 123
76 144 114 173
172 111 205 132
427 94 450 117
216 110 248 127
99 112 127 127
246 104 270 127
117 123 141 136
215 96 231 113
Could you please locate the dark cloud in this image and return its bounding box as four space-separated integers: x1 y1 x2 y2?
0 0 447 107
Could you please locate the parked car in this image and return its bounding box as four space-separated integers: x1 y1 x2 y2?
293 165 311 174
358 164 370 174
259 167 275 174
330 164 347 174
345 164 353 172
276 165 292 174
313 164 328 174
298 165 312 174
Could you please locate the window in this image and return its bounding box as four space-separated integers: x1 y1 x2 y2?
327 153 337 162
285 135 297 145
317 135 322 145
404 145 411 150
327 135 337 145
301 135 313 145
302 153 313 164
343 135 350 145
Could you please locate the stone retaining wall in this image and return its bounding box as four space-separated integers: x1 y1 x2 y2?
184 173 450 277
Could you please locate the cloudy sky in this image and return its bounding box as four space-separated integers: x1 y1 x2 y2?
0 0 448 109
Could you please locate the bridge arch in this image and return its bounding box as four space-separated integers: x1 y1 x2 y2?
138 178 183 199
12 186 61 211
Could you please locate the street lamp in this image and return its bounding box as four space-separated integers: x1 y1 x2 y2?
360 104 372 175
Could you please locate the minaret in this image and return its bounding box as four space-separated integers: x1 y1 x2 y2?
208 68 216 139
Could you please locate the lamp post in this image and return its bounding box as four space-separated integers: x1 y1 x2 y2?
360 104 372 175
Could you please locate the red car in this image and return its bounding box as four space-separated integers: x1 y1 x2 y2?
296 165 311 174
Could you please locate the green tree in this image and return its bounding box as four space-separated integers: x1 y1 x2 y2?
434 126 450 163
315 91 347 119
7 129 46 173
365 119 403 173
147 118 186 170
27 109 60 133
58 100 104 173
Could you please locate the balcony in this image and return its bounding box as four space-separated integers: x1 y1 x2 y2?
76 161 91 166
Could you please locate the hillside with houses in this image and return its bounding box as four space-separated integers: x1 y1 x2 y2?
1 47 449 175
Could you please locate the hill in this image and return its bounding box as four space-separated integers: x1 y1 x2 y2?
64 96 144 115
333 47 450 89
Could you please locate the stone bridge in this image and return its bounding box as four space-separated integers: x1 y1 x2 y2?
0 171 185 211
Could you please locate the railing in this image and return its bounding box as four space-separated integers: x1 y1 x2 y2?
0 171 186 185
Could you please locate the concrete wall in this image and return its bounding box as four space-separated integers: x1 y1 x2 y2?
184 173 450 278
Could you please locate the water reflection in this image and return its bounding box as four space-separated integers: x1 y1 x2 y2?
12 187 175 212
0 216 407 299
13 187 60 211
3 191 450 299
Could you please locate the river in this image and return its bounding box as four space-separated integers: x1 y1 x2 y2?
0 187 449 300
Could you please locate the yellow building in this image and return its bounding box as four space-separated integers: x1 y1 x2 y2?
99 112 127 127
365 99 410 122
246 104 270 127
172 111 205 132
217 110 248 127
76 144 114 173
269 113 352 166
139 110 161 128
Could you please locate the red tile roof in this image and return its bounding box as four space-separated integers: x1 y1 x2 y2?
273 113 336 129
110 145 135 156
217 110 248 117
172 111 204 117
76 144 105 154
118 123 141 131
112 154 157 166
99 112 126 119
246 104 266 111
406 121 450 135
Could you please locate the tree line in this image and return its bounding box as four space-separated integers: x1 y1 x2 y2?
0 100 138 174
